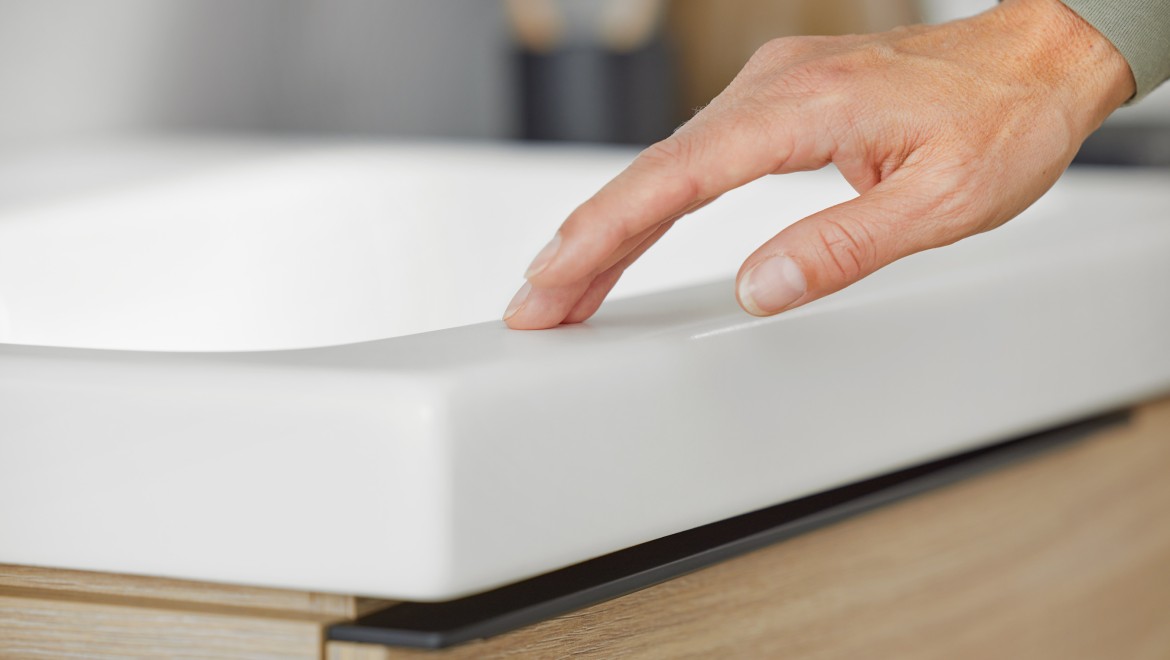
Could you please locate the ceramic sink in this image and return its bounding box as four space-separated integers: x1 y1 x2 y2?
1 138 1168 600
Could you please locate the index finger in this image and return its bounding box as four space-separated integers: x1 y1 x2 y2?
523 110 799 288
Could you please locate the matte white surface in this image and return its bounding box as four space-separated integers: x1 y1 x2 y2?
1 139 1168 600
0 138 855 351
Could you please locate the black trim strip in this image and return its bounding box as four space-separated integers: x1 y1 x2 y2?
329 410 1129 649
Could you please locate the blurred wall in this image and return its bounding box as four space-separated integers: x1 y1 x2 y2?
0 0 514 146
0 0 204 145
0 0 1163 148
262 1 512 137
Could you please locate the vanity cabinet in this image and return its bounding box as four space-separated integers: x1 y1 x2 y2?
3 396 1169 659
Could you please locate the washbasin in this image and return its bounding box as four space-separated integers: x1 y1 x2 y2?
0 138 858 351
1 138 1168 600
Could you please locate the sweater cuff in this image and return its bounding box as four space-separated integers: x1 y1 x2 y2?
1060 0 1170 103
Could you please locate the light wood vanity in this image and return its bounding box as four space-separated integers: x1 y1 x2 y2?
3 396 1169 659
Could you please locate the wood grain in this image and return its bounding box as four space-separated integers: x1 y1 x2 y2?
0 564 395 658
327 396 1170 660
0 587 326 659
0 563 392 619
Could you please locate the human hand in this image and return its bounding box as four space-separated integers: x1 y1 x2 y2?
503 0 1133 329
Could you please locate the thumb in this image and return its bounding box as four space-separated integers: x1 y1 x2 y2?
736 174 962 316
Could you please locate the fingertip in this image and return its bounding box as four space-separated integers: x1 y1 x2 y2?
503 305 561 330
502 282 531 320
502 281 592 330
523 233 562 280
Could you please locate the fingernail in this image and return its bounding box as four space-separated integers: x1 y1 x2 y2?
524 233 562 279
739 255 807 316
503 281 532 321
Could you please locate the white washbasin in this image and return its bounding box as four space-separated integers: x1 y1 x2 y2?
0 138 859 351
1 138 1168 600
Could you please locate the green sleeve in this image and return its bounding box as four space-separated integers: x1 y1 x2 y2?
1060 0 1170 102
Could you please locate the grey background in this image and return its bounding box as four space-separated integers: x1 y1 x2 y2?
0 0 513 145
0 0 1163 148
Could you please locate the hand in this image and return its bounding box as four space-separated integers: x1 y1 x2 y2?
503 0 1134 329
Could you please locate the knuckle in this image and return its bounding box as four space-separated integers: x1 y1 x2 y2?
784 57 852 95
637 137 691 170
743 37 814 84
750 37 801 65
766 60 843 100
771 41 891 98
634 138 702 200
852 40 899 67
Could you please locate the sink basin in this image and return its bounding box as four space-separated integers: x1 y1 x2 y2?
0 138 858 351
1 138 1168 600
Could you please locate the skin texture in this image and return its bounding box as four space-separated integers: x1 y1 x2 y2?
503 0 1135 329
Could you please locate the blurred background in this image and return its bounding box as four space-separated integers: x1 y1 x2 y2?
0 0 1165 161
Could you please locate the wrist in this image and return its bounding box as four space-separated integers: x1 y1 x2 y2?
982 0 1134 134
